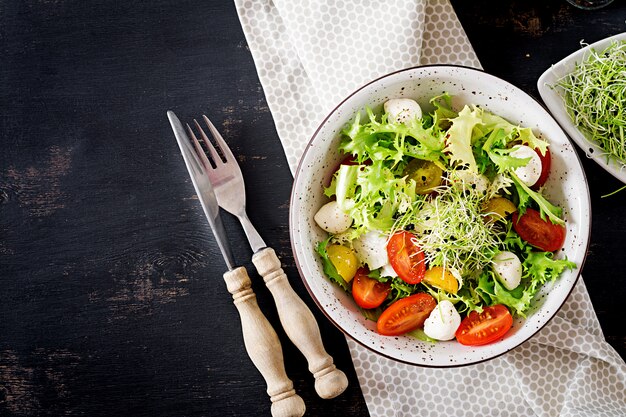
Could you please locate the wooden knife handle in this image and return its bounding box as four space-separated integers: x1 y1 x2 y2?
252 248 348 400
223 267 306 417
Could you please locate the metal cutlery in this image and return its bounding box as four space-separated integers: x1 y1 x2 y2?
187 115 348 400
168 111 305 417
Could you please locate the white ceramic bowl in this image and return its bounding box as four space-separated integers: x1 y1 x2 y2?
538 32 626 184
290 65 591 367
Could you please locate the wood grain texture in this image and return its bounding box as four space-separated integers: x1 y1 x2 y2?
252 248 348 400
0 0 624 416
223 267 305 417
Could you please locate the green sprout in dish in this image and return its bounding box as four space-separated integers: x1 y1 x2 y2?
558 40 626 166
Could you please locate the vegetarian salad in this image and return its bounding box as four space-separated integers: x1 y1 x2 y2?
314 94 576 346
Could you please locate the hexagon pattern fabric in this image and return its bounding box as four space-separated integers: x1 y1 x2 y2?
233 1 626 415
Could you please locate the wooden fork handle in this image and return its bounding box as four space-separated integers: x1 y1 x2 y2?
223 267 306 417
252 248 349 400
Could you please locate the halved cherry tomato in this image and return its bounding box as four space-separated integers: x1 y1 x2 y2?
423 266 458 294
376 293 437 336
455 304 513 346
327 244 358 282
340 154 370 166
531 147 551 190
387 231 426 284
403 159 443 194
352 268 391 309
482 197 517 224
512 208 565 252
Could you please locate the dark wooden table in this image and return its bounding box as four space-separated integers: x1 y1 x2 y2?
2 1 625 416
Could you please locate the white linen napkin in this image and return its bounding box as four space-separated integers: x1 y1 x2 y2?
233 1 626 415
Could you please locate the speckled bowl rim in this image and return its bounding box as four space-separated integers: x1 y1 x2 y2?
289 64 591 367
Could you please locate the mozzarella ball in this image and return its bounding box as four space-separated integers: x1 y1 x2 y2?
384 98 423 124
353 230 389 270
492 251 522 290
313 201 352 234
423 300 462 341
511 145 542 187
450 170 490 195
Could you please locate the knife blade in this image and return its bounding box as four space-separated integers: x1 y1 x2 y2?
167 110 234 270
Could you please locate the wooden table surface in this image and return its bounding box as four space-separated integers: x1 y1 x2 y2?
1 1 625 416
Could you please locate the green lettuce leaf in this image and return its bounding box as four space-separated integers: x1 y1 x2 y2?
474 270 533 317
360 306 383 322
487 148 531 174
480 129 531 173
423 282 483 315
510 172 564 225
340 108 446 165
523 251 577 283
329 160 420 234
480 112 549 155
492 279 534 317
334 164 359 211
406 328 438 343
445 105 483 172
475 270 494 305
430 93 458 123
518 127 549 156
390 277 419 303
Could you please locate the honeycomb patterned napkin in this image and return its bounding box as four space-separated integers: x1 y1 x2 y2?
233 1 626 415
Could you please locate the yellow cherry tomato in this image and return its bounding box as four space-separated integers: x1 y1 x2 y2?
327 244 359 282
403 159 443 194
423 266 459 294
482 197 517 223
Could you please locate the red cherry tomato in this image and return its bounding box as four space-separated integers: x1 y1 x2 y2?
339 154 361 166
376 293 437 336
455 304 513 346
531 147 551 190
387 231 426 284
352 267 391 309
512 208 566 252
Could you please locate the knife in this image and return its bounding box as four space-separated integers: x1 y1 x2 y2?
168 111 305 417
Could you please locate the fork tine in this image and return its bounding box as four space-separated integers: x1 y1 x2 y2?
187 124 213 171
177 127 205 176
203 115 237 164
193 119 223 166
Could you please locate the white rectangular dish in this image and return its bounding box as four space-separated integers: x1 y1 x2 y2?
537 32 626 184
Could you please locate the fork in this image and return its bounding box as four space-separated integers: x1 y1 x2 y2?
187 115 348 400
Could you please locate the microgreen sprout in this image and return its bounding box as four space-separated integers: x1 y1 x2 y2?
557 40 626 166
412 179 502 278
